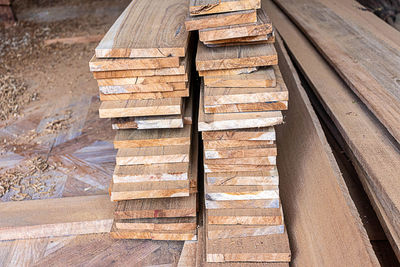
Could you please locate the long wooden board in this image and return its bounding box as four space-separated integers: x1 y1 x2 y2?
99 82 186 94
203 140 275 149
204 67 276 88
203 32 274 46
189 0 260 16
205 156 276 165
99 98 182 118
199 85 283 131
266 0 400 259
202 127 275 140
113 162 189 183
207 208 283 225
115 217 197 231
204 101 288 113
206 171 279 185
199 67 258 76
89 55 180 72
185 10 257 31
100 88 189 101
207 224 284 239
0 195 115 241
114 124 191 148
206 185 279 201
206 199 279 209
204 145 277 159
268 26 379 265
272 0 400 144
114 194 197 219
116 145 190 166
196 41 277 71
199 8 272 42
95 0 189 58
97 75 188 86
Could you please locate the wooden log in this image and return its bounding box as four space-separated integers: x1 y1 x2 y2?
0 195 115 241
99 98 182 118
185 10 257 31
204 67 276 88
196 41 277 71
114 124 191 148
266 0 400 259
199 8 272 42
95 0 189 58
266 20 379 265
189 0 260 16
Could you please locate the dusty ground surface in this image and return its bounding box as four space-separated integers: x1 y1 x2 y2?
0 2 185 266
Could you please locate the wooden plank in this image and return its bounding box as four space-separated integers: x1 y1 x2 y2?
204 101 288 113
203 32 274 46
97 75 188 86
267 24 379 265
206 186 279 201
113 163 189 184
185 10 257 31
266 0 400 259
205 156 276 165
110 180 190 201
206 199 279 209
199 67 258 76
111 223 197 241
207 224 284 239
199 8 271 42
207 208 283 225
99 82 187 94
199 85 283 131
206 171 279 185
202 127 275 140
116 145 190 166
100 88 189 101
89 55 180 72
204 145 277 159
178 241 197 267
196 41 277 71
114 194 197 219
95 0 189 58
99 98 182 118
206 231 290 262
115 217 197 231
204 140 275 149
204 67 276 88
0 195 115 241
272 0 400 144
204 164 276 173
189 0 260 16
114 124 191 148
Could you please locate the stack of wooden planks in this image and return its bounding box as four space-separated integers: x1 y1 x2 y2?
89 0 198 241
185 0 290 264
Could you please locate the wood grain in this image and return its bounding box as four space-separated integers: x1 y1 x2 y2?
205 145 277 159
99 98 182 118
115 217 197 231
96 0 189 58
203 32 275 46
273 0 400 145
185 10 257 31
100 88 189 101
199 67 257 76
269 26 379 266
202 127 275 140
204 101 288 113
206 171 279 185
199 8 271 42
207 224 284 239
190 0 260 16
97 75 188 86
0 195 115 241
266 0 400 259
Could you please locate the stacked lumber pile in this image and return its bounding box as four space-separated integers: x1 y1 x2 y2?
89 0 198 241
185 0 290 263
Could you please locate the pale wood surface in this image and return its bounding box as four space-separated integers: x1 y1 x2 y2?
0 195 115 241
206 199 279 209
190 0 260 16
206 185 279 201
204 66 276 88
199 8 272 41
99 82 187 94
196 41 278 71
97 75 188 86
203 32 274 46
99 98 182 118
185 10 257 31
89 55 180 72
115 217 197 231
266 0 400 259
115 194 197 220
204 101 288 113
205 156 276 165
100 88 189 101
114 124 191 148
207 224 284 239
204 139 275 149
199 67 257 76
202 127 275 140
116 145 190 166
199 84 283 131
269 26 380 266
178 241 197 267
206 170 279 185
96 0 189 58
207 208 283 225
205 145 277 159
273 0 400 145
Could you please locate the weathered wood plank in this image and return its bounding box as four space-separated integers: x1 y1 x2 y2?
207 224 284 239
189 0 260 16
100 88 189 101
204 101 288 113
207 208 283 225
96 0 189 58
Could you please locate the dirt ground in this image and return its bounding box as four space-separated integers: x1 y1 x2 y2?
0 0 128 202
